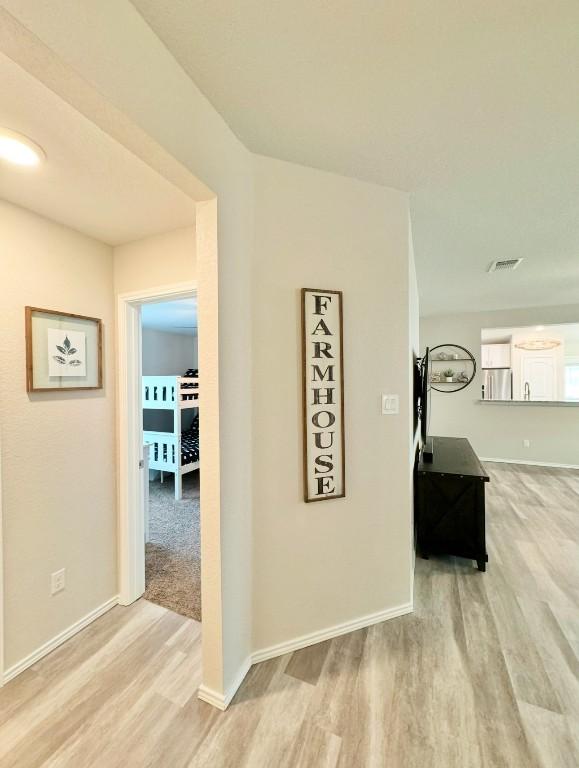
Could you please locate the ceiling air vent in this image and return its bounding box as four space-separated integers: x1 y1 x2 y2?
488 258 523 273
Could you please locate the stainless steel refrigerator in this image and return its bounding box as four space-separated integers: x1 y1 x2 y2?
482 369 512 400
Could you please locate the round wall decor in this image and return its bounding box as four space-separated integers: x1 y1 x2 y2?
428 343 476 393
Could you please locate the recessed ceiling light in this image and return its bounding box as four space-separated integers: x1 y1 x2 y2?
0 128 45 167
535 325 545 331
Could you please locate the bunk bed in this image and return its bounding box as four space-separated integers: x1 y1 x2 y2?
143 371 199 500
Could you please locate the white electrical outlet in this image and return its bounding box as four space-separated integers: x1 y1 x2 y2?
51 568 66 595
523 439 530 448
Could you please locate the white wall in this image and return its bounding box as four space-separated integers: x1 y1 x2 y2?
142 329 197 376
2 3 419 700
1 0 253 699
421 304 579 466
0 200 116 669
114 226 196 296
252 156 415 651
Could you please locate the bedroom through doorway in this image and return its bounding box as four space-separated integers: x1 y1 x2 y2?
141 296 201 622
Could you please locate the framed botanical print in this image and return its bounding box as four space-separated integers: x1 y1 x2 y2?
25 307 103 392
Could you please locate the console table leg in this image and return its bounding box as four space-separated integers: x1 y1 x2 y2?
476 559 486 572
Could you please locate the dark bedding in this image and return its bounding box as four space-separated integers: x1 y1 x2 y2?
181 411 199 466
181 372 199 465
181 426 200 466
181 369 199 401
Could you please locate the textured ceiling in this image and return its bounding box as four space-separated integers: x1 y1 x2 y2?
131 0 579 314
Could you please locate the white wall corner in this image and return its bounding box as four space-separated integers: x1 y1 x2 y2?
198 655 252 710
198 602 414 709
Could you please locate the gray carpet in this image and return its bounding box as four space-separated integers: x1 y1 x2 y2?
145 472 201 621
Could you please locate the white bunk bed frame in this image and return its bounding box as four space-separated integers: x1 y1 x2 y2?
143 375 199 500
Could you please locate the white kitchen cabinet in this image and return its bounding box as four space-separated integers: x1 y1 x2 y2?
481 343 511 369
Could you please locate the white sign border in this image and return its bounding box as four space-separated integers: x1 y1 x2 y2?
301 288 346 503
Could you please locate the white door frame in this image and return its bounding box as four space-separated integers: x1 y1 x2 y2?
0 435 4 685
117 281 197 605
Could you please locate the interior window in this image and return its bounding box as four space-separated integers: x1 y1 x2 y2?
480 322 579 403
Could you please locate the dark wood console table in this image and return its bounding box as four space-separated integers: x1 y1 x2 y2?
416 436 489 571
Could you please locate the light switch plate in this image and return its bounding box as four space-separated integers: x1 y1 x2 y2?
382 394 399 415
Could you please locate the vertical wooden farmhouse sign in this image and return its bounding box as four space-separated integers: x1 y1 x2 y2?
302 288 345 502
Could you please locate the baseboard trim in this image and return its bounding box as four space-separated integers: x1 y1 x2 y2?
198 603 413 710
481 457 579 470
2 595 119 685
3 599 414 703
198 655 252 711
251 602 413 665
197 684 227 710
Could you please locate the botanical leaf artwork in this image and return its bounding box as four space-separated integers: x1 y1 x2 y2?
53 335 81 367
47 329 87 377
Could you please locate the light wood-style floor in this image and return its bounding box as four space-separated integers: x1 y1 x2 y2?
1 462 577 767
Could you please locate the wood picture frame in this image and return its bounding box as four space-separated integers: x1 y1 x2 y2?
25 306 103 392
301 288 345 503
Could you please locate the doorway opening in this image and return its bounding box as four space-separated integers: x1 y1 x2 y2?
141 296 201 622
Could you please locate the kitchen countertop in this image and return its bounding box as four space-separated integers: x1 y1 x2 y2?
479 399 579 407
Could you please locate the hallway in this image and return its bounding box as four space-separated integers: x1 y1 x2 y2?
0 463 577 767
